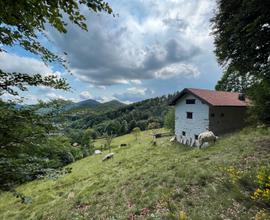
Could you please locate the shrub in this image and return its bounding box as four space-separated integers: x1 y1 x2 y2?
132 127 141 140
148 122 161 130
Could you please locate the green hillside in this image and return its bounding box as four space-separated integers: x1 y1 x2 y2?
0 128 270 219
63 93 178 135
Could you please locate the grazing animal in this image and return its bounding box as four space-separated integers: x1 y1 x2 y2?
94 150 102 155
152 135 157 146
102 153 114 161
120 143 127 147
170 136 176 142
72 142 79 147
154 133 162 138
198 131 218 148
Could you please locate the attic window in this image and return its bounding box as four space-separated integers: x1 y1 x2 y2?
187 112 193 119
186 99 195 104
182 131 186 136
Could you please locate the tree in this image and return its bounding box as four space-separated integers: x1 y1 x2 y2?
212 0 270 123
0 101 80 190
215 66 256 93
121 120 128 134
84 128 97 140
0 101 53 149
132 127 141 141
104 133 114 152
164 108 175 133
81 129 94 157
248 80 270 123
128 120 137 132
104 120 121 135
0 0 112 96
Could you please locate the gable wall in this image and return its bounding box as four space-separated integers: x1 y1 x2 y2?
175 94 209 143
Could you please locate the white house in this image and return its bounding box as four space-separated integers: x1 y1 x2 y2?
170 88 250 146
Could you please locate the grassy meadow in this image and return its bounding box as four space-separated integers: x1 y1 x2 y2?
0 128 270 219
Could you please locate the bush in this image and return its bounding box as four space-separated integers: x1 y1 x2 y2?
148 122 161 130
132 127 141 140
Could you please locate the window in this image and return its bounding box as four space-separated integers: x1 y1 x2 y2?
211 113 215 117
194 135 198 140
186 112 193 119
182 131 186 136
186 99 195 104
221 113 224 117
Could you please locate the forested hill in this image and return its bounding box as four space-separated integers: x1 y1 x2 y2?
60 92 179 139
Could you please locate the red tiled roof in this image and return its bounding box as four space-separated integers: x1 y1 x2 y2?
170 88 250 106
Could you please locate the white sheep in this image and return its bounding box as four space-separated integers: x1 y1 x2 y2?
94 150 102 155
170 136 176 142
198 131 218 148
102 153 114 161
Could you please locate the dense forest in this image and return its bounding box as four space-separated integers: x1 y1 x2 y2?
62 93 178 140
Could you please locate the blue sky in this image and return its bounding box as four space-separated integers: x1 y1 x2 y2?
0 0 222 104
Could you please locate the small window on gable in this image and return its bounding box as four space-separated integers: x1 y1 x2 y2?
194 135 198 140
211 113 215 117
182 131 186 136
221 113 224 117
187 112 193 119
186 99 195 104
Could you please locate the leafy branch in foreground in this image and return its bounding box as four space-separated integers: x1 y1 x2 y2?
0 0 112 95
0 70 70 96
0 0 112 65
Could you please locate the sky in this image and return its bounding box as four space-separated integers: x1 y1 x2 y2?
0 0 223 104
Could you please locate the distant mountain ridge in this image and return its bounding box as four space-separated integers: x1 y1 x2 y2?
25 98 125 115
63 99 100 111
63 99 125 112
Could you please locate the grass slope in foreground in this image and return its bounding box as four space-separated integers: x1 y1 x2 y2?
0 128 270 219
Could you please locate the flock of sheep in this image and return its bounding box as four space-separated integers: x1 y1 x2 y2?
170 130 218 148
98 130 218 162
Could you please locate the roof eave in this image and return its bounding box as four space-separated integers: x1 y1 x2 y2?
169 88 213 106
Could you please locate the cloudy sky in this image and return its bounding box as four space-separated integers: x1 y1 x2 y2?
0 0 222 104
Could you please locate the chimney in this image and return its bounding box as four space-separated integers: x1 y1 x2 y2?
238 93 245 101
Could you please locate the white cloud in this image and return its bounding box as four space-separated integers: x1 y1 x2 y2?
47 92 66 100
0 93 22 103
154 63 200 79
95 95 116 103
79 91 92 100
1 0 221 105
114 87 154 102
130 79 142 84
127 87 147 95
47 0 216 86
0 53 60 77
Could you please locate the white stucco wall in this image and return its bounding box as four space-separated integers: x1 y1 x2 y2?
175 94 209 145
